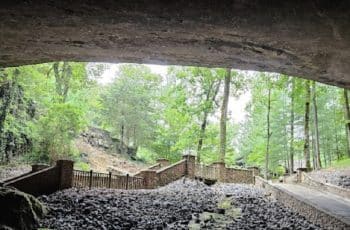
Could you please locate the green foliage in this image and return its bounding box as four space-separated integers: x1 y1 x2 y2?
32 103 85 163
101 64 160 149
330 157 350 169
1 62 91 164
2 61 349 174
74 161 90 171
274 165 286 177
136 147 158 164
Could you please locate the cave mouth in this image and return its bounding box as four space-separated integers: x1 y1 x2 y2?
0 1 350 88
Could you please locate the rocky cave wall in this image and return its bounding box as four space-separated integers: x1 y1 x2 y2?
0 1 349 88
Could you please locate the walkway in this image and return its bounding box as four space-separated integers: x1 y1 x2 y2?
274 183 350 226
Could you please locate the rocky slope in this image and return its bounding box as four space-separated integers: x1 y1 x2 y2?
39 180 321 229
309 169 350 189
75 137 146 174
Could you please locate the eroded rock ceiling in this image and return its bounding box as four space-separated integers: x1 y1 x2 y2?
0 1 349 88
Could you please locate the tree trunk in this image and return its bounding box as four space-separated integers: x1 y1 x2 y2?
53 62 71 103
120 124 125 154
197 112 208 163
265 83 272 179
290 78 295 174
197 80 221 163
344 89 350 157
312 81 321 169
304 80 311 170
333 100 341 160
219 69 231 163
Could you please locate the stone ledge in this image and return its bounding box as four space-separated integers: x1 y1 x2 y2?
255 176 350 230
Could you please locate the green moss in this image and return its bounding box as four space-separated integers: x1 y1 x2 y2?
217 198 231 209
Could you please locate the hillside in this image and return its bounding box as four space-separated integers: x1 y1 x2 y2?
75 137 147 174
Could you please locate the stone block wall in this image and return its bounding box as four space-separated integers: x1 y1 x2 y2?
147 163 161 170
156 158 170 168
3 160 74 196
156 159 187 187
210 162 254 184
224 168 254 184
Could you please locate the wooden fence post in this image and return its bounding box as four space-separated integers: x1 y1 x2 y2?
89 170 93 189
126 174 129 190
108 172 112 188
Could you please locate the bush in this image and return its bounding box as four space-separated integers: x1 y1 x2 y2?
33 103 85 163
74 162 90 171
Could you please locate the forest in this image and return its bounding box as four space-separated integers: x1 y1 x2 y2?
0 62 349 178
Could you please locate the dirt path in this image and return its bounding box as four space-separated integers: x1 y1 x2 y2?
75 138 147 174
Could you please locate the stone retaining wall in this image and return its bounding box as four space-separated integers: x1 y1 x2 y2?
147 163 161 170
210 162 255 184
224 167 254 184
2 160 73 196
254 176 350 230
156 159 187 187
301 172 350 200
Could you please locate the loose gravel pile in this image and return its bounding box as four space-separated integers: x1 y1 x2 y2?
309 169 350 189
39 179 321 229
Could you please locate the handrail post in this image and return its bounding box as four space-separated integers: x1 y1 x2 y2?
89 170 93 189
108 171 112 188
126 174 129 190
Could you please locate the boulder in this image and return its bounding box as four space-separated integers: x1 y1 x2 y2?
0 186 47 230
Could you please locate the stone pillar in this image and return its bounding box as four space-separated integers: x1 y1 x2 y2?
182 154 196 178
56 160 74 190
31 164 50 172
248 167 260 184
140 170 157 189
296 168 308 183
211 162 226 182
247 167 259 177
156 158 170 168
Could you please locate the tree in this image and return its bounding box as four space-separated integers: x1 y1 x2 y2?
304 80 311 170
195 72 222 162
34 103 85 163
219 68 231 163
102 64 160 152
289 77 295 174
0 69 35 162
265 78 272 179
312 81 321 169
52 62 72 103
344 89 350 157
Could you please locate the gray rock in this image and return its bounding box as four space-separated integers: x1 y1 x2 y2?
0 186 47 230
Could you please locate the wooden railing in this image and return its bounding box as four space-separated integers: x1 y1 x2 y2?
195 164 220 180
73 170 145 190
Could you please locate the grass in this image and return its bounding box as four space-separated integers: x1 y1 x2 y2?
330 157 350 169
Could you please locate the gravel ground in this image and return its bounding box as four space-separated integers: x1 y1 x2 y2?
0 164 31 181
39 179 321 229
309 169 350 189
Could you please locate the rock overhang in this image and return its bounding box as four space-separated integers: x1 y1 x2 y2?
0 0 349 88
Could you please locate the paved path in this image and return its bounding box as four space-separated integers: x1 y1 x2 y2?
274 183 350 225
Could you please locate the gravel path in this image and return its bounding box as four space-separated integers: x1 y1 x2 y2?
39 179 321 229
309 169 350 189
